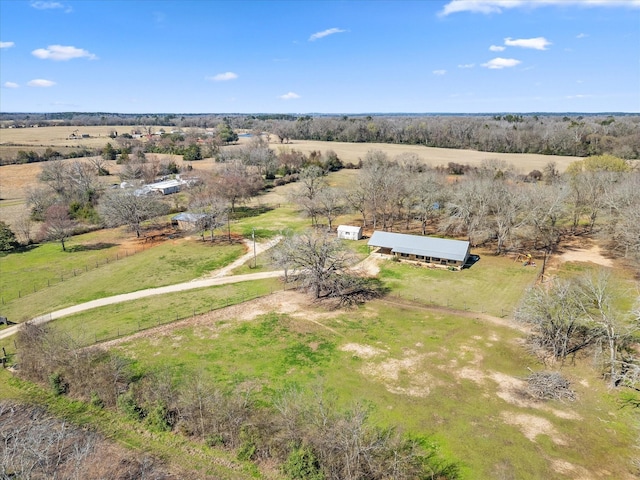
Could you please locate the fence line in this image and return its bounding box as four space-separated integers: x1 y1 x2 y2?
1 243 155 306
90 285 291 346
387 291 514 319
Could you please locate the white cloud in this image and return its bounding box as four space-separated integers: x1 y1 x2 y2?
279 92 300 100
207 72 238 81
458 63 475 68
30 1 72 12
489 45 505 52
576 33 588 39
505 37 551 50
309 28 347 41
566 94 593 99
27 79 56 87
433 69 447 76
0 41 15 49
3 82 19 88
32 45 97 61
481 57 521 69
440 0 640 16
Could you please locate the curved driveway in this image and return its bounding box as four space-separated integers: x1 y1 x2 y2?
0 238 283 341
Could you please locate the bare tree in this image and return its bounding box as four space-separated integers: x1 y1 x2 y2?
189 190 229 241
578 271 640 388
212 161 263 212
316 187 344 231
98 190 168 238
292 166 327 226
516 279 592 360
272 230 356 299
40 204 76 251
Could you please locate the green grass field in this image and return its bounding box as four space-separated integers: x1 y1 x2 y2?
377 247 540 317
0 236 246 321
103 296 636 480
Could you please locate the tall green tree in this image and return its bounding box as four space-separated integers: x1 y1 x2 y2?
0 221 18 252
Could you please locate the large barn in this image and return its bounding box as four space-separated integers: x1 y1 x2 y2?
368 231 471 269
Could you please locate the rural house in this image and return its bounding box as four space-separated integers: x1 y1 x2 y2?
368 231 471 269
337 225 363 240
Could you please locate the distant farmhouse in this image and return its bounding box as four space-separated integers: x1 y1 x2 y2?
368 231 471 270
337 225 363 240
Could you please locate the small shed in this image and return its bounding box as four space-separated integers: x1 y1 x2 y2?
337 225 363 241
172 212 207 231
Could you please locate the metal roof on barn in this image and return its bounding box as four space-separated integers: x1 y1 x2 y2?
171 212 207 223
368 231 470 262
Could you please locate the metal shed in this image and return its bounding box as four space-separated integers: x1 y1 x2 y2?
368 231 470 269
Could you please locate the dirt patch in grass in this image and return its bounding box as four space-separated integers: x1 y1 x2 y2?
557 243 614 267
360 349 440 398
500 412 567 445
340 343 387 359
99 290 336 349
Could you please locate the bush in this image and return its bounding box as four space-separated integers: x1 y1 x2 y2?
49 372 68 395
282 444 324 480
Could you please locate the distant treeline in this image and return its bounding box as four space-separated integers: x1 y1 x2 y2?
2 112 639 158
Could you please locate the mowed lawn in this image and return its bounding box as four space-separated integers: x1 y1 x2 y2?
377 247 540 317
107 294 636 480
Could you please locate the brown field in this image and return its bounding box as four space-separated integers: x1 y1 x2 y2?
266 139 581 173
0 125 582 228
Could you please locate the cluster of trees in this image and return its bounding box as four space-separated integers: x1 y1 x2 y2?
516 271 640 390
261 115 640 158
15 323 460 480
1 146 99 166
287 151 638 266
5 113 637 158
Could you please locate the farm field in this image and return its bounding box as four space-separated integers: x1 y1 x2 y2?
267 139 581 173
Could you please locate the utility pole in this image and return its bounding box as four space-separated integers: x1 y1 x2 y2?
252 227 257 268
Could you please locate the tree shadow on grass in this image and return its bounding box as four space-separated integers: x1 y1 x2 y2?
233 205 275 219
67 243 119 252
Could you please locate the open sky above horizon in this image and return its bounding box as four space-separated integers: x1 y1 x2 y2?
0 0 639 114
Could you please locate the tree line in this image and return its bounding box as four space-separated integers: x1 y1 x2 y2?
284 151 639 267
3 113 638 159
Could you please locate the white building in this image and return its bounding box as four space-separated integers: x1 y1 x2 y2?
337 225 363 241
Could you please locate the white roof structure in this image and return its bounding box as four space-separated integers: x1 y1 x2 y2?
337 225 362 234
368 231 470 262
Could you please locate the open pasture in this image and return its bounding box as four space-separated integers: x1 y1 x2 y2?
101 290 636 480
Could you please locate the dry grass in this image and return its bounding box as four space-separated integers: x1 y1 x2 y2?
267 139 581 174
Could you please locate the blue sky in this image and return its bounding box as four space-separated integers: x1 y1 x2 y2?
1 0 638 113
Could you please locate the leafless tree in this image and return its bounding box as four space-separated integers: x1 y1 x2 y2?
271 230 356 299
98 190 168 238
292 166 327 226
13 213 33 244
212 161 263 212
316 187 345 231
188 190 229 241
516 279 593 361
578 271 640 388
40 204 76 251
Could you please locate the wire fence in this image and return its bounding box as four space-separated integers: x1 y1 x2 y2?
90 284 296 346
1 243 156 306
385 291 515 319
